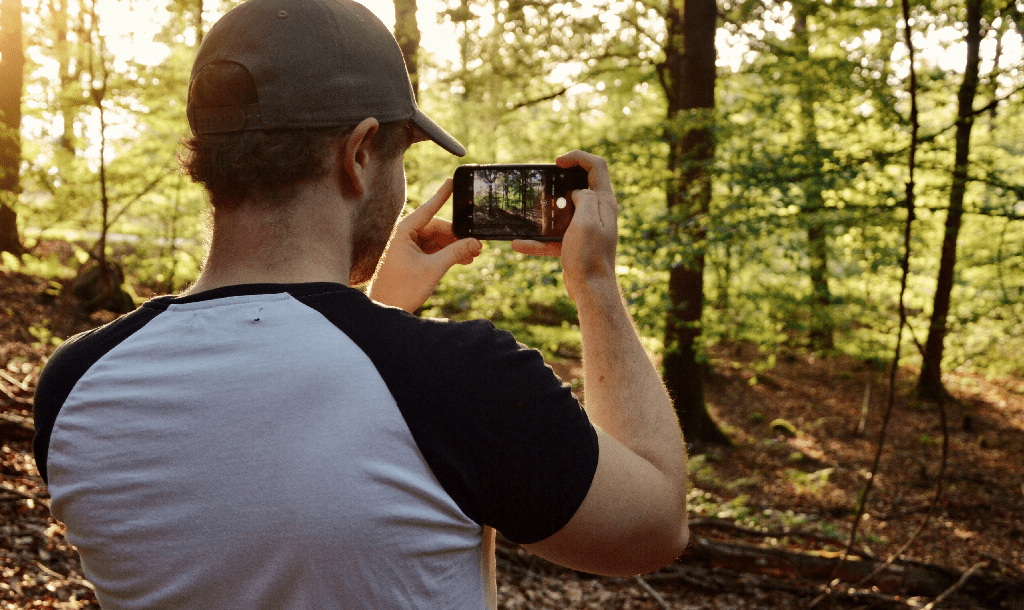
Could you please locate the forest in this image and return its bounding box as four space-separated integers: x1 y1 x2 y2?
1 0 1023 607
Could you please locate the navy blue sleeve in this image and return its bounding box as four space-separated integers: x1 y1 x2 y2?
298 288 599 545
32 305 165 484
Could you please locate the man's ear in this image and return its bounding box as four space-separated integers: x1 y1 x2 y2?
338 117 380 199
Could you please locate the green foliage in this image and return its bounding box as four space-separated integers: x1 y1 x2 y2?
1 249 79 280
6 0 1022 382
770 418 799 438
28 321 63 349
784 467 834 497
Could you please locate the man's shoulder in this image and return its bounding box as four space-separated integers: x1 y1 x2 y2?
33 304 165 483
42 304 166 375
293 285 520 354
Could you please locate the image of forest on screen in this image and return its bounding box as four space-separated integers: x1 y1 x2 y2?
471 168 546 236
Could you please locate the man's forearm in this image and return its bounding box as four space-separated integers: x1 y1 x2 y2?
574 277 687 491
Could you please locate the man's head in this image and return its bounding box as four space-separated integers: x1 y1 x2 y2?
179 0 465 282
180 61 412 209
183 0 463 153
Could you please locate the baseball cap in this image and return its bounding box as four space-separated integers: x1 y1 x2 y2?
186 0 466 157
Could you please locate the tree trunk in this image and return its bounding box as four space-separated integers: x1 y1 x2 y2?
194 0 203 47
660 0 730 446
918 0 982 401
794 6 833 350
0 0 24 255
50 0 76 154
714 242 731 311
394 0 420 97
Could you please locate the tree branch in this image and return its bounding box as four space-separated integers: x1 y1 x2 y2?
505 85 572 111
921 561 988 610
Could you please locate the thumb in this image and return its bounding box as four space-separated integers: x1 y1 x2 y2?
434 238 482 271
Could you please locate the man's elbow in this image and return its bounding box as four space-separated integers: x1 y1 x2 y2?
673 520 690 559
653 518 690 571
628 516 690 575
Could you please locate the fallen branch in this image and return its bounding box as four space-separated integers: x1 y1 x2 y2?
647 563 913 608
676 536 1023 607
689 518 868 557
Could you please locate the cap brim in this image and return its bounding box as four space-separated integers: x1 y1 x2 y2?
411 109 466 157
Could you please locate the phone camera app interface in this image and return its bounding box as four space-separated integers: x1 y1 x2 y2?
469 168 576 238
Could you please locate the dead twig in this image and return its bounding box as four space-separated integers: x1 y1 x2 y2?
856 382 871 436
0 411 36 439
921 561 987 610
0 482 45 504
0 368 30 391
633 575 671 610
0 382 33 404
34 562 94 590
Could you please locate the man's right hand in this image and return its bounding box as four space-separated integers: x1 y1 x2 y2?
511 151 619 302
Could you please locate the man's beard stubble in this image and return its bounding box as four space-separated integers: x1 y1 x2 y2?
348 165 404 286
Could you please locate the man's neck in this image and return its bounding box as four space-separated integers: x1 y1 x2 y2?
184 189 354 296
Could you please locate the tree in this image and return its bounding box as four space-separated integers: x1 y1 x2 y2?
660 0 731 446
793 1 833 350
394 0 420 96
917 0 983 401
0 0 24 254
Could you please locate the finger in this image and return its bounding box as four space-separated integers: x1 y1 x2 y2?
435 238 483 269
570 189 602 227
414 218 458 254
511 239 562 258
419 218 456 243
555 150 612 194
403 178 454 229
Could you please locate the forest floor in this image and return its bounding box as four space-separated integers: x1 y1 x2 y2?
2 266 1023 609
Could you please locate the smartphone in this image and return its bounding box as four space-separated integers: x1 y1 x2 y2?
452 164 589 241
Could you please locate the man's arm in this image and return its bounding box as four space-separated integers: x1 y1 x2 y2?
514 151 688 576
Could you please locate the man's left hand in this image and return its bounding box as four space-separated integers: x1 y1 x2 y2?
369 178 482 313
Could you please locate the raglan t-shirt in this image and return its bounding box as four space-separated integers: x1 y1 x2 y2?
32 283 599 610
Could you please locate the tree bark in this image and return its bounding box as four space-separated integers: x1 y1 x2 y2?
660 0 730 446
794 5 833 350
194 0 203 47
0 0 24 254
918 0 982 401
394 0 420 97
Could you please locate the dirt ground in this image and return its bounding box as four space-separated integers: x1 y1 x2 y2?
2 267 1023 609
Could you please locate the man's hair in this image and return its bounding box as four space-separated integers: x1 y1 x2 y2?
180 62 410 209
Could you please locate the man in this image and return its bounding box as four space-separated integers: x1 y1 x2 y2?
32 0 689 607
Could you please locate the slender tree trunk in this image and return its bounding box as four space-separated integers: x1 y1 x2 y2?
194 0 203 47
394 0 420 97
0 0 24 254
660 0 730 446
918 0 982 401
51 0 77 154
794 6 833 350
714 242 731 311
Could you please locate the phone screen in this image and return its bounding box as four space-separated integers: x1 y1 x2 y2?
452 164 589 241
